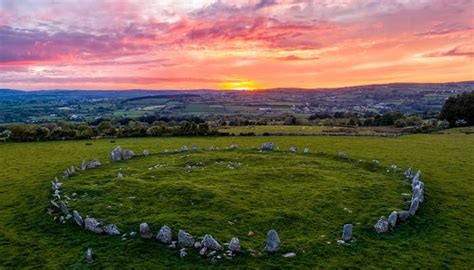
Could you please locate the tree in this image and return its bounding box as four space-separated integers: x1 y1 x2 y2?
439 92 474 127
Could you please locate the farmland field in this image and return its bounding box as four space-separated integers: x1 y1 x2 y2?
0 129 473 268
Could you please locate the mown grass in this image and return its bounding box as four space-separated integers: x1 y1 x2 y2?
0 129 473 269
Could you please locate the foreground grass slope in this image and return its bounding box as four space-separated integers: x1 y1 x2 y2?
0 129 473 268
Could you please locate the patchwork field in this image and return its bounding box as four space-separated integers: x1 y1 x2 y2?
0 129 473 268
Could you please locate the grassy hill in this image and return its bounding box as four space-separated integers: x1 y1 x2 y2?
0 129 473 268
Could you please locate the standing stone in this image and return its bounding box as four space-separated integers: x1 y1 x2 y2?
178 230 195 247
117 172 123 178
140 223 152 239
412 170 421 183
397 210 411 222
88 160 101 169
191 144 197 151
180 146 189 152
180 248 187 258
229 237 240 252
264 229 280 253
290 146 298 153
63 170 69 178
143 149 150 156
164 149 169 154
374 216 389 233
201 234 222 250
409 198 419 215
73 210 84 227
85 248 94 263
123 150 134 160
81 160 87 171
70 166 76 174
84 217 103 233
156 225 172 244
60 201 69 215
111 146 123 161
303 148 310 153
260 142 275 151
404 167 413 178
388 211 398 228
104 224 121 236
230 144 238 149
413 185 424 203
338 152 347 158
342 224 353 241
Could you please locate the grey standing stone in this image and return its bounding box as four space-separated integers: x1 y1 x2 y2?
409 198 419 215
191 144 197 151
156 225 173 244
230 144 238 149
81 160 87 171
338 152 347 158
111 146 123 161
180 248 187 258
397 210 411 222
229 237 240 252
264 229 280 253
201 234 222 250
374 216 389 233
60 201 69 215
260 142 275 150
303 148 310 153
88 160 101 169
73 210 84 227
178 230 195 247
140 223 152 239
342 224 353 241
117 172 123 178
70 166 76 174
104 224 121 236
123 150 134 160
388 211 398 228
290 146 298 153
180 145 189 152
84 217 103 233
404 167 413 178
143 149 150 156
85 248 94 263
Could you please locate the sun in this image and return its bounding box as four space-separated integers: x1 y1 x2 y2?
219 80 258 91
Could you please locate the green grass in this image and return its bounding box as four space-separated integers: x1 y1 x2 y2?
0 129 473 268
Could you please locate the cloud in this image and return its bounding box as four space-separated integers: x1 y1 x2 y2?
274 55 320 61
423 46 474 58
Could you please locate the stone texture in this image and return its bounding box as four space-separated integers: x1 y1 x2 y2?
180 145 189 152
84 217 103 233
111 146 123 161
342 224 353 241
260 142 275 150
85 248 94 263
228 237 240 252
73 210 84 227
60 201 68 215
409 198 419 215
388 211 398 228
404 167 413 178
201 234 222 250
156 225 172 244
374 216 389 233
88 160 101 169
397 211 411 222
81 160 87 171
264 229 280 253
140 223 152 239
290 146 298 153
104 224 121 236
143 149 150 156
303 148 310 153
123 150 134 160
178 230 195 247
338 152 347 158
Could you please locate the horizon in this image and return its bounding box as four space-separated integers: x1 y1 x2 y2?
0 0 473 90
1 80 474 92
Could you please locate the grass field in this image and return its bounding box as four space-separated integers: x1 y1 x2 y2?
0 129 473 268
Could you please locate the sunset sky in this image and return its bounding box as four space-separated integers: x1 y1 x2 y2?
0 0 473 90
